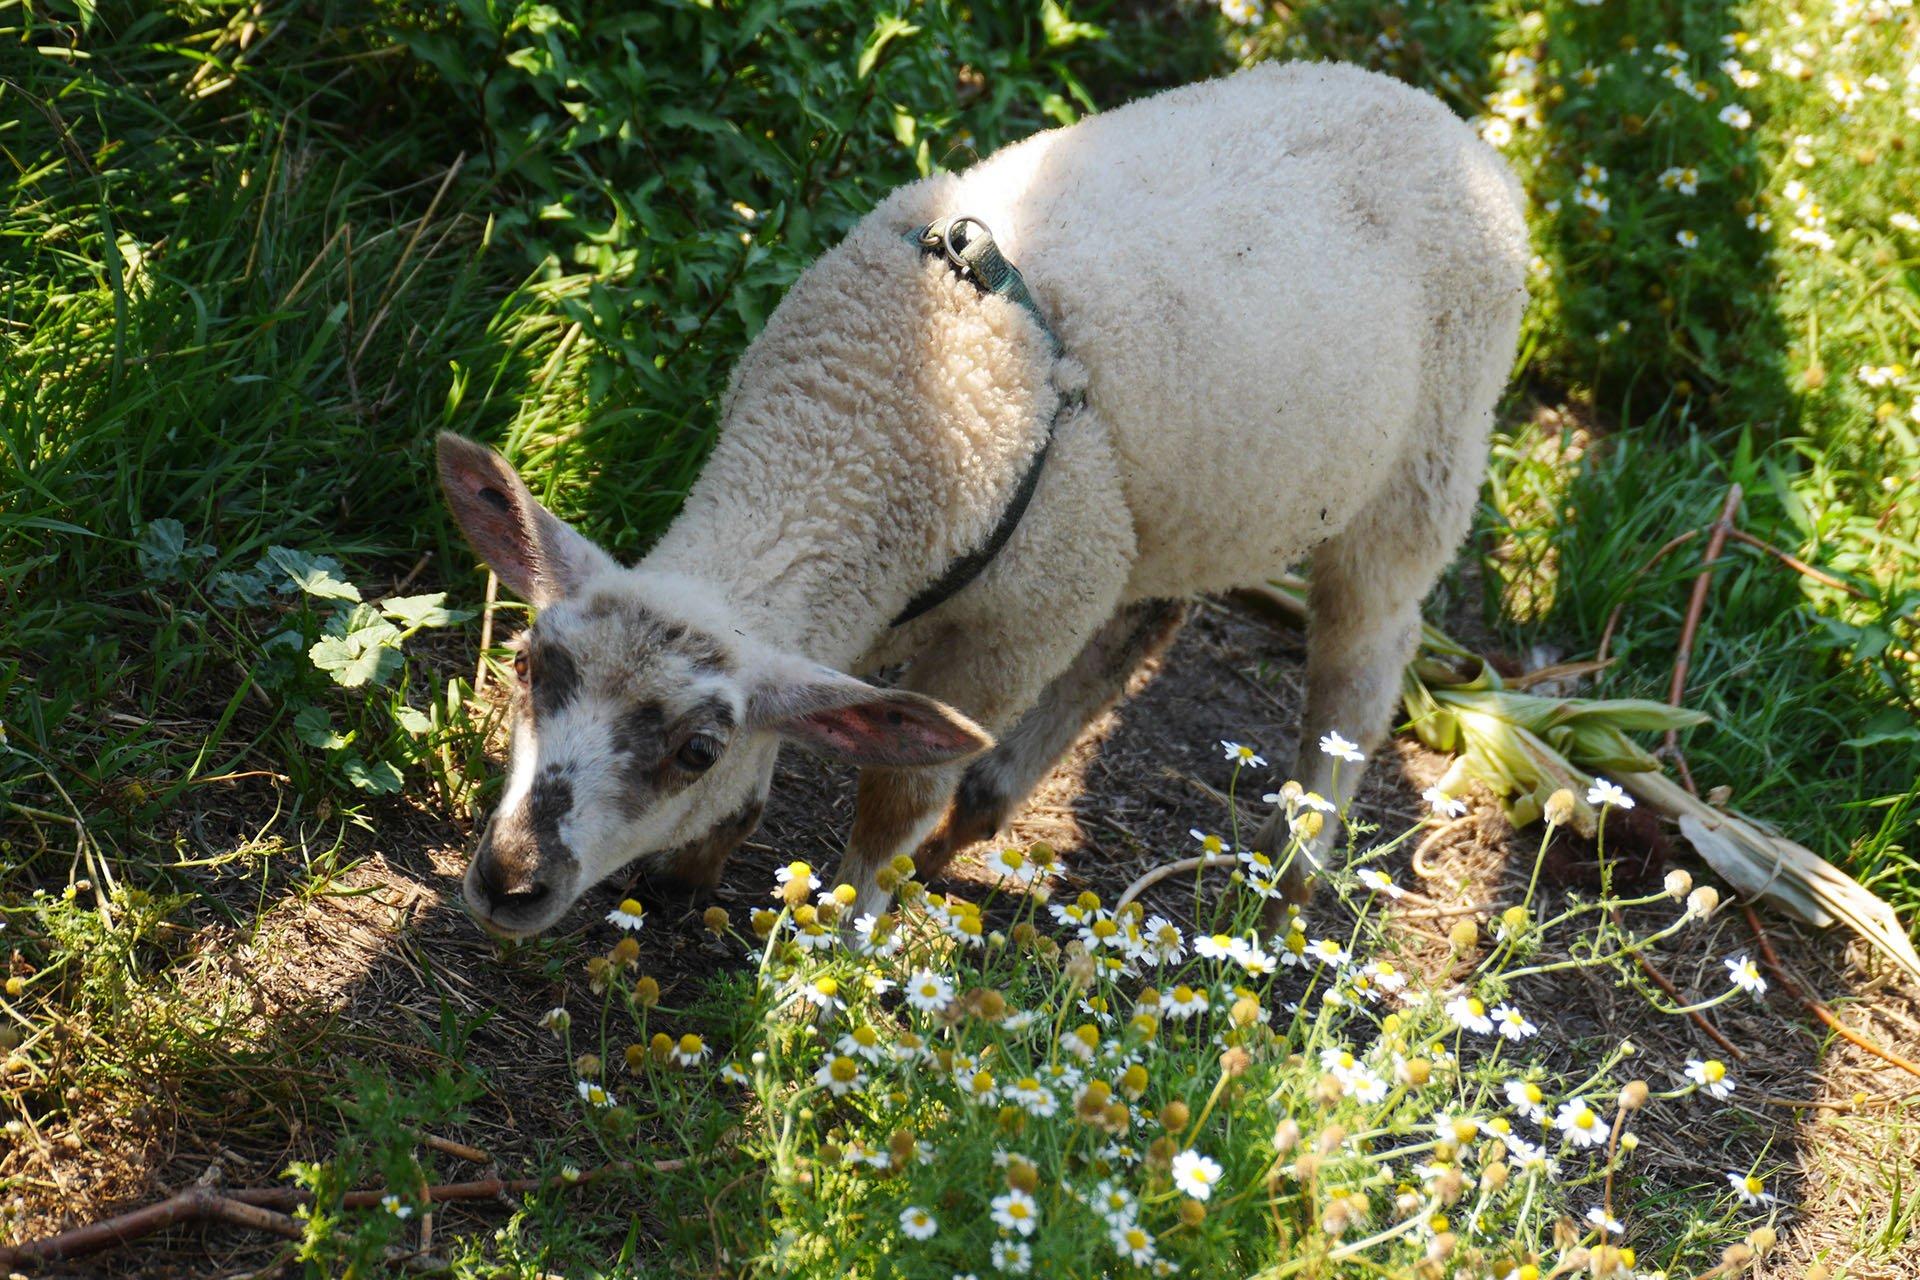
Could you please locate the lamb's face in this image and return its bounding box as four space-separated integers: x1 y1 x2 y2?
466 588 771 937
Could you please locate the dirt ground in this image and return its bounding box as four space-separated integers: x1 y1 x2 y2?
9 599 1920 1277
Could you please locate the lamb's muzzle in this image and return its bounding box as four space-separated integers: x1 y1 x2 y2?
436 61 1529 936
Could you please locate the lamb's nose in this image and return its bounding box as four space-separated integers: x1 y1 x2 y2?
474 838 548 910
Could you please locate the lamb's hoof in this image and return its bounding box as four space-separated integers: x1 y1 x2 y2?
913 787 1008 881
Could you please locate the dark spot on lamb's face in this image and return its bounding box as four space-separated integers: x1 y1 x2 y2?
610 696 736 818
529 638 581 718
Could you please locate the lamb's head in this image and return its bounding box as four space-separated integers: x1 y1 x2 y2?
436 434 991 937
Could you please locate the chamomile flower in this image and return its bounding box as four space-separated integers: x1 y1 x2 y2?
1005 1076 1059 1117
1685 1057 1735 1098
1719 103 1753 129
1164 984 1211 1020
991 1188 1040 1236
380 1193 413 1219
606 898 647 930
1492 1003 1538 1041
991 1240 1032 1274
904 969 955 1012
985 846 1042 884
1446 993 1495 1035
838 1024 888 1064
1585 1206 1625 1235
899 1205 938 1240
1727 1171 1778 1205
1319 731 1365 762
670 1033 709 1067
719 1062 750 1085
1190 830 1231 857
852 912 903 958
539 1007 572 1036
1676 229 1700 249
1194 933 1236 961
1171 1149 1225 1200
814 1054 866 1096
1553 1096 1607 1147
1307 937 1351 968
1725 954 1767 996
1356 868 1404 898
1142 916 1186 964
1111 1220 1159 1266
1422 785 1467 817
1221 740 1267 768
1219 0 1263 27
773 861 820 895
577 1079 616 1108
1585 778 1633 809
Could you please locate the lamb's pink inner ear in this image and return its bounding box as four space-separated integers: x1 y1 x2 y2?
781 693 990 768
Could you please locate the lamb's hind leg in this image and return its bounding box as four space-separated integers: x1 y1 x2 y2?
1253 462 1481 900
914 598 1190 880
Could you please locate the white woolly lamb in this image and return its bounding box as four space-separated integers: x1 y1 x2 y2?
437 61 1528 936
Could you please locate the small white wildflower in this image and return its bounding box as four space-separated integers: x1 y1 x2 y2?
991 1188 1040 1236
1586 778 1633 809
1171 1149 1225 1200
904 969 955 1012
899 1205 938 1240
1492 1003 1538 1041
1585 1206 1624 1235
1318 731 1364 763
1725 954 1768 997
1221 740 1267 768
380 1193 413 1219
1686 1057 1735 1099
1356 868 1404 898
606 898 647 930
1422 785 1467 817
1727 1171 1778 1205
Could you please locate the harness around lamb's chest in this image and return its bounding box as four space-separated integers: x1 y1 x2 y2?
889 216 1082 628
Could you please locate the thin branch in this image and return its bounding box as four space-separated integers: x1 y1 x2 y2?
1664 484 1743 794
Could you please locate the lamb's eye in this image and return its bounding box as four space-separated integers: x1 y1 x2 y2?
512 651 530 685
674 734 722 774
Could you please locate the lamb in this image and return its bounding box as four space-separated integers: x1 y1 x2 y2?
436 61 1528 938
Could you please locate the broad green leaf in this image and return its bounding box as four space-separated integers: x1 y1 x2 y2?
292 704 351 751
309 605 403 688
341 754 405 794
266 546 361 602
382 592 475 630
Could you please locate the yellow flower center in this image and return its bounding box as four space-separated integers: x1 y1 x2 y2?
617 899 644 918
678 1034 703 1055
829 1057 858 1083
1703 1060 1726 1082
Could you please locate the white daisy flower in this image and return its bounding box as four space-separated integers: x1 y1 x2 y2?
1585 1206 1624 1235
1170 1149 1225 1200
1307 937 1350 968
1422 785 1467 817
838 1024 888 1064
1725 954 1768 996
1505 1077 1548 1121
1005 1076 1059 1117
606 898 647 930
1685 1057 1735 1098
1164 984 1210 1020
1356 868 1403 898
991 1188 1040 1236
1719 103 1753 129
814 1054 866 1096
904 969 955 1012
1492 1003 1538 1041
576 1079 616 1108
669 1033 710 1067
1222 741 1266 768
380 1193 412 1219
1727 1171 1778 1205
1585 778 1633 809
719 1062 750 1085
1318 731 1364 763
1110 1220 1158 1265
1189 829 1230 856
772 861 820 895
991 1240 1032 1274
1446 994 1495 1035
1194 933 1236 960
1553 1097 1608 1147
899 1205 938 1240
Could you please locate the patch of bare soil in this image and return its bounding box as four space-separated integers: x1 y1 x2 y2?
8 602 1917 1277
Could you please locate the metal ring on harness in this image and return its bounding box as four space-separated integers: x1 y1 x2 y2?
938 216 994 275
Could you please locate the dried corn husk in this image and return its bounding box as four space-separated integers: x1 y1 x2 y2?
1242 580 1920 985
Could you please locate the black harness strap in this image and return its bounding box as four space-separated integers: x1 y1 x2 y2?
890 217 1081 628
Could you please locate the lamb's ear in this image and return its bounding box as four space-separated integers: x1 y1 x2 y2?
745 662 991 768
436 432 615 607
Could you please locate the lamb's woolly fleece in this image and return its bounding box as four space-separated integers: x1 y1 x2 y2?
648 61 1528 677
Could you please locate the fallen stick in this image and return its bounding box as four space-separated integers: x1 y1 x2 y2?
1743 905 1920 1080
0 1157 691 1268
1664 484 1744 795
1611 904 1745 1061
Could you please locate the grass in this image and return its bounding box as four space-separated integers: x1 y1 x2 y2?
2 0 1916 1273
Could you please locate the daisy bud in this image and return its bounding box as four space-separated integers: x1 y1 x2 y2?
4 977 25 999
1271 1118 1300 1152
793 904 818 927
1230 996 1261 1027
874 864 901 892
1220 1046 1252 1078
1434 1168 1465 1205
780 878 811 908
1120 1064 1149 1099
1663 868 1693 899
574 1053 602 1078
1544 788 1577 827
1400 1057 1432 1087
814 899 841 925
1104 1101 1130 1132
702 906 730 934
1011 921 1037 949
1147 1136 1177 1169
1428 1231 1457 1262
1006 1155 1039 1193
831 883 856 906
1291 810 1325 840
1278 780 1304 805
1316 1123 1347 1155
1747 1226 1776 1255
1686 885 1720 919
1620 1131 1640 1152
976 990 1008 1020
624 1043 647 1073
1482 1160 1509 1191
634 975 661 1008
1619 1079 1649 1110
1130 1013 1160 1040
1033 934 1060 961
586 956 612 992
897 878 925 904
750 908 779 937
540 1007 572 1036
1501 905 1529 933
1448 918 1479 951
610 936 641 968
1291 1152 1321 1182
1179 1198 1207 1227
650 1031 673 1064
1065 950 1097 989
890 1129 917 1165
